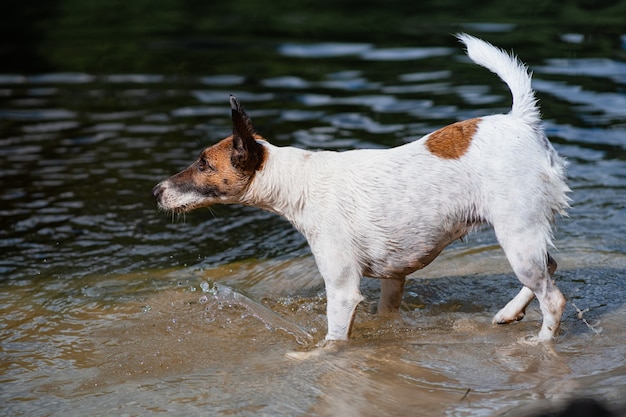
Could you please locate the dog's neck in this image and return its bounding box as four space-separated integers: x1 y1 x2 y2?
241 142 315 229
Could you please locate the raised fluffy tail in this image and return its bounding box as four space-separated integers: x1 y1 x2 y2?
456 33 540 124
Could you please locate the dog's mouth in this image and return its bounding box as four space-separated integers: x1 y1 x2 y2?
157 198 214 215
153 182 211 214
157 201 192 214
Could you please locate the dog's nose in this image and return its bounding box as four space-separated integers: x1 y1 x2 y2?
152 183 164 201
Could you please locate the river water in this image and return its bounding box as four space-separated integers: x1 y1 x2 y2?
1 3 625 416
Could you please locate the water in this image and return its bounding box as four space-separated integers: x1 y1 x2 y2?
1 2 626 416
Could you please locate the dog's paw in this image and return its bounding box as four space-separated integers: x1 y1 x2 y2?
492 308 526 324
285 339 341 361
286 349 324 361
516 335 558 356
517 334 542 346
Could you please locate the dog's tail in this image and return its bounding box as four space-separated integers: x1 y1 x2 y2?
456 33 540 124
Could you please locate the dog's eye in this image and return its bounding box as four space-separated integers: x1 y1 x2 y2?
197 157 214 172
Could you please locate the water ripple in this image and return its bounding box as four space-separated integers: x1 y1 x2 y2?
362 47 453 61
536 58 626 83
0 108 76 121
534 79 626 121
278 42 373 58
278 44 453 62
104 74 164 84
324 112 404 134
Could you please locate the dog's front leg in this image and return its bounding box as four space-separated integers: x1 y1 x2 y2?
325 279 363 341
315 258 364 341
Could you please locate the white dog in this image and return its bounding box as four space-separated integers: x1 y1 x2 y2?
153 34 570 343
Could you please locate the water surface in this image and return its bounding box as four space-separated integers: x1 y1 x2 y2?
1 3 626 416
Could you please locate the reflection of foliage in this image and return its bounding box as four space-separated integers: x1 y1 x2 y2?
1 0 625 73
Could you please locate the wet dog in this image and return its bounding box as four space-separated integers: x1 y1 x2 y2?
153 34 570 343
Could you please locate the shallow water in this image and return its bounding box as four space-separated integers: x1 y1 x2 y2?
1 3 626 416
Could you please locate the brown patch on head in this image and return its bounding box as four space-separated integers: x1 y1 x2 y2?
425 118 481 159
153 96 268 213
153 134 267 212
188 134 266 198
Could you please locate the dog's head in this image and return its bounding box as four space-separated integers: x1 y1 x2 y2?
152 96 266 213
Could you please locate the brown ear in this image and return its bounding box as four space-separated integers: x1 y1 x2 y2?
230 95 264 172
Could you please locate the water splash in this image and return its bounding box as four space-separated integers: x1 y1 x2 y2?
200 283 314 346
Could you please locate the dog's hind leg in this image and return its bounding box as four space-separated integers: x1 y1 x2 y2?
377 278 405 315
493 253 558 324
493 286 535 324
495 226 566 340
546 252 558 276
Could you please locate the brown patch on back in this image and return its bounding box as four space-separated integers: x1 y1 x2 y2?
425 118 481 159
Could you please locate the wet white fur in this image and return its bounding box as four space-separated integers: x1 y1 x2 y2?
158 34 570 342
239 34 569 342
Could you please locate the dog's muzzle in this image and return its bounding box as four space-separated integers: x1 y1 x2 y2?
152 183 165 202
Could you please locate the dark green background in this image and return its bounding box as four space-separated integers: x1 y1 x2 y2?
2 0 625 74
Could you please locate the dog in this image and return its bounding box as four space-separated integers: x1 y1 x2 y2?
153 34 570 343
